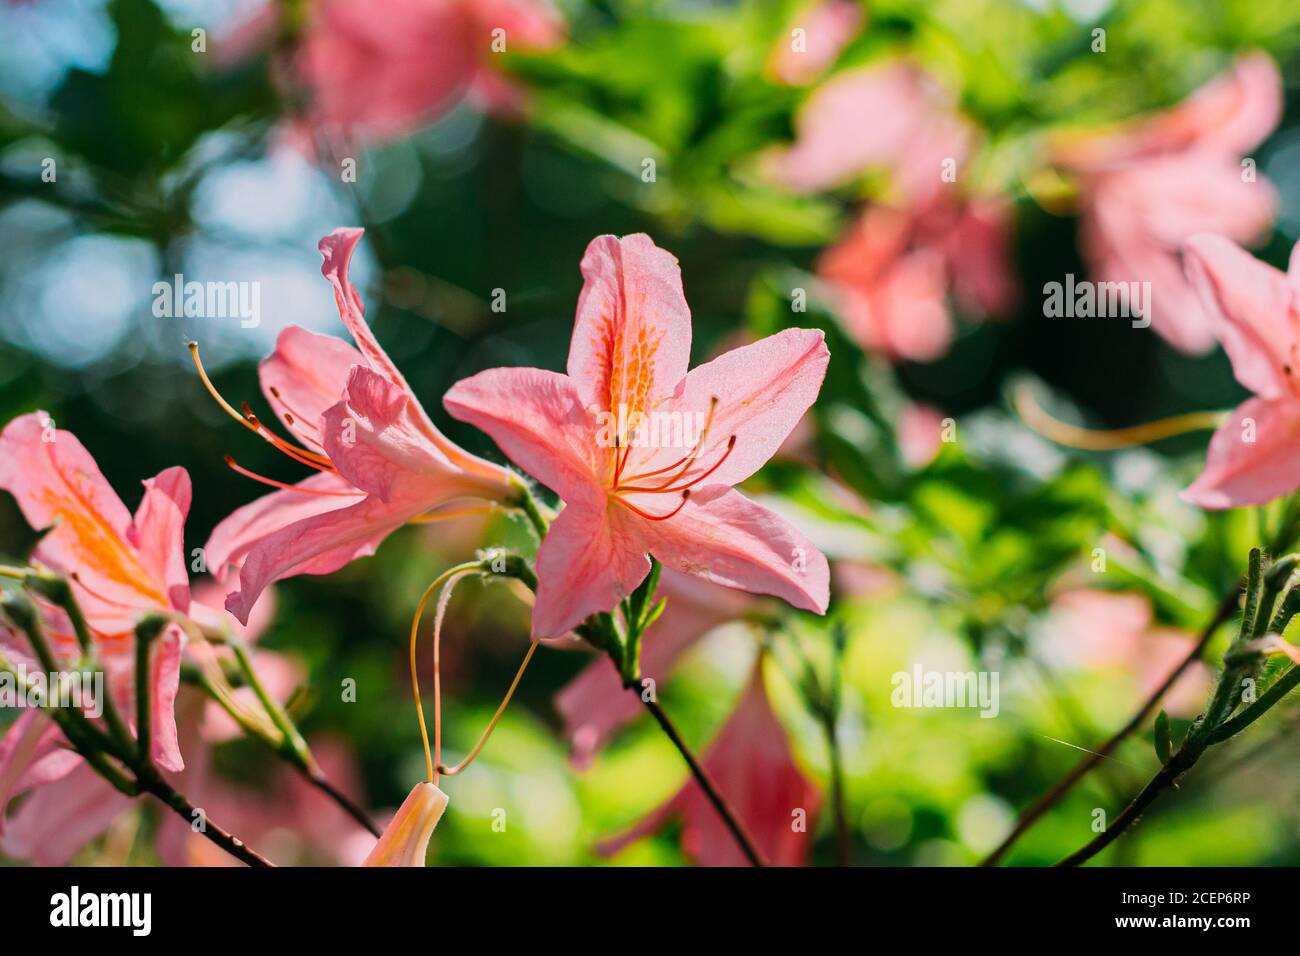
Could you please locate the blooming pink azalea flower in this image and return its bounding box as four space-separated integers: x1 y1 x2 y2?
555 570 754 768
0 414 235 861
203 228 518 625
764 59 971 207
0 413 190 771
1042 589 1210 717
599 667 821 866
1180 233 1300 508
445 234 831 639
817 200 1017 362
219 0 563 147
1052 53 1282 354
766 0 865 86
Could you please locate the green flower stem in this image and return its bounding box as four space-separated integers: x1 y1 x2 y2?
1208 664 1300 744
230 640 317 776
181 664 381 837
488 548 762 864
981 580 1242 866
1252 554 1298 639
512 480 552 540
24 571 135 753
1057 548 1299 867
133 616 167 765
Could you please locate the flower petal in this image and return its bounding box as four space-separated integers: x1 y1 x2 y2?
223 492 420 624
532 493 651 639
127 467 192 614
444 366 598 502
567 234 692 418
642 486 829 614
362 781 449 867
319 228 410 387
259 324 364 444
204 472 363 582
0 763 132 866
149 624 186 772
662 329 829 488
0 413 164 609
0 711 81 836
1143 52 1282 157
600 667 820 866
1184 232 1297 401
1183 397 1300 508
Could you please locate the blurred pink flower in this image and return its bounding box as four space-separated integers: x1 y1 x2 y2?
1181 233 1300 508
204 228 518 625
766 0 864 86
898 403 947 468
555 570 754 768
219 0 563 146
764 59 971 207
817 199 1017 362
158 724 374 867
445 233 831 638
1042 590 1210 717
1052 53 1282 354
599 667 820 866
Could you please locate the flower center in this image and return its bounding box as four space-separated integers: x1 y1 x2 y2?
606 395 736 521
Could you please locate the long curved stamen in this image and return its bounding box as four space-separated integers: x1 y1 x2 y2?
618 396 719 489
189 342 262 434
191 343 338 472
620 435 736 494
1014 384 1225 450
437 641 538 777
409 564 480 786
222 455 362 496
615 490 691 521
241 405 334 471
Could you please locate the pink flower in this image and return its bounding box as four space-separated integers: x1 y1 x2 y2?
157 729 373 867
0 414 215 862
817 199 1017 362
361 782 449 867
764 59 971 208
898 403 947 468
555 570 754 768
599 668 820 866
444 233 831 638
220 0 563 146
1042 590 1210 717
1053 54 1282 354
0 413 190 770
766 0 864 86
203 228 518 625
1181 233 1300 508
